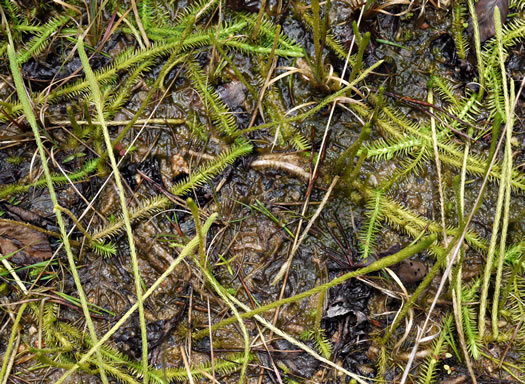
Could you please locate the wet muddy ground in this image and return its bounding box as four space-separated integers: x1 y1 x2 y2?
0 0 524 383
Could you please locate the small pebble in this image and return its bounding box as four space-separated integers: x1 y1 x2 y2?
394 258 427 284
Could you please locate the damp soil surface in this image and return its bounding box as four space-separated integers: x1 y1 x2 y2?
0 1 524 383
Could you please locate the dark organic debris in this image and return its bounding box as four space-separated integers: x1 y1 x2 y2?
431 33 458 64
324 281 371 321
0 163 21 184
114 318 166 360
0 221 52 265
121 157 163 190
325 293 368 321
226 0 259 12
259 339 320 379
217 81 247 110
4 204 48 226
323 280 371 368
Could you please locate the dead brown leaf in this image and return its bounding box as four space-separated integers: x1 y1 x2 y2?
0 221 52 265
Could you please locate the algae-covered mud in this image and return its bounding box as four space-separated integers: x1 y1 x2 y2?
0 0 524 383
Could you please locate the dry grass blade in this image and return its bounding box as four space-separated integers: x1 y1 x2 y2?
6 22 110 384
0 0 523 381
0 256 28 295
0 302 27 384
271 176 339 284
399 127 508 384
224 291 370 384
77 36 149 384
54 214 217 384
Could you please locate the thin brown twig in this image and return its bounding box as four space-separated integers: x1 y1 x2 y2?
498 312 524 370
238 271 285 384
180 346 196 384
136 169 187 207
130 0 150 48
207 297 216 383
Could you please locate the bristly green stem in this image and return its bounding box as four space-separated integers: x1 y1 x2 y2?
78 36 149 384
0 159 99 200
3 22 252 120
193 234 436 339
491 9 514 339
0 303 27 382
235 59 384 137
111 19 195 149
348 31 370 84
55 214 217 384
311 0 323 83
188 199 206 266
467 0 484 99
55 206 94 243
191 237 250 383
381 239 448 345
